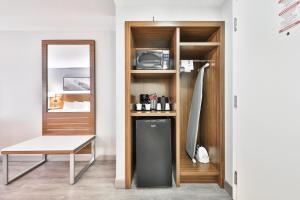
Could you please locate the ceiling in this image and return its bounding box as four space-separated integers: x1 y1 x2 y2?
114 0 226 7
0 0 225 17
0 0 115 16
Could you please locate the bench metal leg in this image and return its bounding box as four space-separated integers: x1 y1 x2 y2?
69 139 96 185
92 140 96 161
3 154 47 185
3 154 8 185
70 153 75 184
43 154 47 162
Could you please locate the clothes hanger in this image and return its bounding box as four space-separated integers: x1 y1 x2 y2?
192 59 214 63
180 59 215 73
196 62 210 72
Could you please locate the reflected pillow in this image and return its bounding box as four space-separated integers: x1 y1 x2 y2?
83 101 90 110
63 101 74 110
63 101 90 111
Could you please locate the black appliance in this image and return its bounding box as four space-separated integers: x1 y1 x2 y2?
160 96 168 111
136 119 172 187
139 94 150 111
140 94 150 104
135 50 170 70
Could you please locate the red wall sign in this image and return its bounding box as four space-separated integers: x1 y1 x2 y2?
278 0 300 33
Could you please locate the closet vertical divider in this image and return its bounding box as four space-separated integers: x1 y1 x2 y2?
125 22 132 189
175 27 181 186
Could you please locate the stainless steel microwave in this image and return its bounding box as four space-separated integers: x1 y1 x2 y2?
135 50 170 70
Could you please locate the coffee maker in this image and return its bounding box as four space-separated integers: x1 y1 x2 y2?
139 94 150 111
136 94 171 111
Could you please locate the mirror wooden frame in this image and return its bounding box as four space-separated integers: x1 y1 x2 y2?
42 40 96 136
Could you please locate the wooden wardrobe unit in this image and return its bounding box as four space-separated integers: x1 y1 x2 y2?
125 21 224 188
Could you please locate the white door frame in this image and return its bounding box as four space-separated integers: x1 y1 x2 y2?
232 0 239 199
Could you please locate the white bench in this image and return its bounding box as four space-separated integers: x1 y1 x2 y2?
1 135 96 185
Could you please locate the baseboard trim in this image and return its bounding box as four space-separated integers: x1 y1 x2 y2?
224 180 233 198
115 178 125 189
0 154 116 162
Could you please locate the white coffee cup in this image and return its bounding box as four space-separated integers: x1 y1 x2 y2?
136 103 142 111
156 103 161 111
145 104 151 111
165 103 170 111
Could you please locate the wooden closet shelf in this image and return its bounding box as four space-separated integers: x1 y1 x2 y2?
180 42 220 59
134 48 170 51
180 42 220 46
180 152 219 177
131 70 176 78
131 111 176 117
180 27 220 42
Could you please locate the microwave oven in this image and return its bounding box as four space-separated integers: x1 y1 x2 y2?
135 50 170 70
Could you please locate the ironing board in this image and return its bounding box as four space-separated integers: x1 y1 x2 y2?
1 135 95 185
185 64 209 160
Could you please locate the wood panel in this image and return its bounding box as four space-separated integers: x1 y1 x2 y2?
180 152 219 175
218 22 225 187
63 93 91 102
208 27 220 42
180 175 218 183
131 27 175 48
126 21 224 28
170 29 177 108
43 112 94 134
198 56 218 163
169 27 180 186
131 78 173 104
131 111 176 117
42 40 96 154
131 70 176 78
180 42 220 60
175 27 181 186
199 23 224 187
180 151 219 183
134 47 170 51
125 22 133 189
180 27 219 42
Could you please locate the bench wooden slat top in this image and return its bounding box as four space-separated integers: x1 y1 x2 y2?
1 135 95 154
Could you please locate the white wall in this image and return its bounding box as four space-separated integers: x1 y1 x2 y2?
0 31 116 159
115 3 233 187
0 0 115 31
234 0 300 199
0 0 116 160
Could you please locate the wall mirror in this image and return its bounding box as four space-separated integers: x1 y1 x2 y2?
46 43 93 112
42 40 95 135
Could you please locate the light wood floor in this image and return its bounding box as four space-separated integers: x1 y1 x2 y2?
0 160 231 200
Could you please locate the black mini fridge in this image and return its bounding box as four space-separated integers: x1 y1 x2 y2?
135 118 172 187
